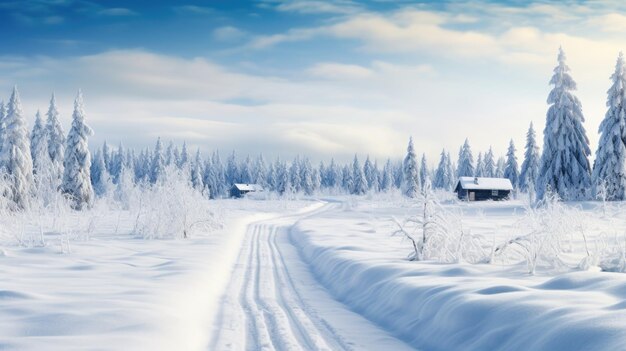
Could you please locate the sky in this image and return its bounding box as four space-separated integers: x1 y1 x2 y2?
2 0 626 164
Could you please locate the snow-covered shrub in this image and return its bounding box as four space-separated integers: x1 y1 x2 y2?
392 185 485 262
491 192 588 274
132 168 221 239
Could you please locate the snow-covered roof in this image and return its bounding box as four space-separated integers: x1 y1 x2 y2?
233 183 264 191
456 177 513 191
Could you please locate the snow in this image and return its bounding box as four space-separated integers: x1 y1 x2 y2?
456 176 513 190
4 195 626 350
233 183 264 192
0 199 313 350
290 197 626 350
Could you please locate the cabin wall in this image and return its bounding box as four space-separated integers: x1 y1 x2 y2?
456 189 510 201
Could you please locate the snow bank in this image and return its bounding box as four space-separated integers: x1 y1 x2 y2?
291 200 626 350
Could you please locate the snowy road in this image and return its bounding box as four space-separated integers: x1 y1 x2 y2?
209 202 414 351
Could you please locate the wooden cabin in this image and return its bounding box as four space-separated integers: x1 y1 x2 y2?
454 177 513 201
230 183 264 198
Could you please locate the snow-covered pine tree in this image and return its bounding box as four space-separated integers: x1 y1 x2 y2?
149 137 166 184
592 52 626 200
165 141 175 167
363 156 376 190
1 87 34 210
178 142 190 170
381 159 393 191
90 150 111 196
536 48 592 200
402 137 420 198
30 110 48 177
456 138 474 178
445 151 455 190
254 154 268 188
433 150 448 189
211 150 226 197
352 155 368 195
267 161 277 191
519 122 540 193
226 151 238 185
495 157 505 178
46 93 65 188
474 152 485 177
483 147 495 178
110 143 125 184
290 157 302 193
61 90 94 210
503 139 520 188
190 149 204 192
300 157 315 195
342 164 353 193
102 141 112 174
276 160 291 195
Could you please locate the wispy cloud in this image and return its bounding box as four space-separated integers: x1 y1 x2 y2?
213 26 247 42
98 8 137 16
173 5 214 15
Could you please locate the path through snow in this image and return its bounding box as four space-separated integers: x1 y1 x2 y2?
209 202 414 350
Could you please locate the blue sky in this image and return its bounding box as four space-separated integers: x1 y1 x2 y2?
2 0 626 163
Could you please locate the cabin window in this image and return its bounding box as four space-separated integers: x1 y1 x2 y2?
492 190 498 196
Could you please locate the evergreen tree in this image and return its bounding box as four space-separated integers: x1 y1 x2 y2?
300 157 315 195
46 94 65 187
1 87 34 210
352 155 368 195
276 161 291 195
433 150 449 189
178 142 190 170
363 156 376 190
226 151 239 185
537 48 592 200
30 110 48 177
503 139 520 188
519 122 541 193
342 164 353 193
496 157 505 178
61 90 94 210
290 157 302 193
445 151 455 190
150 137 166 184
90 150 111 196
483 147 495 178
190 149 204 192
474 152 485 177
254 154 268 188
402 137 420 198
381 159 394 191
102 141 112 174
592 52 626 200
456 138 474 178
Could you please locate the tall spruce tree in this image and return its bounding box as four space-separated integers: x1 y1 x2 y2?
2 87 34 210
456 138 474 178
46 93 65 184
592 52 626 200
61 90 94 209
519 122 540 193
536 48 591 200
402 137 420 198
503 139 520 188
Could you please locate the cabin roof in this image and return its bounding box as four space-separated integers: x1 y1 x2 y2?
456 177 513 191
232 183 264 191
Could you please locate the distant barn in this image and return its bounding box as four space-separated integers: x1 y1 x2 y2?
454 177 513 201
230 183 264 198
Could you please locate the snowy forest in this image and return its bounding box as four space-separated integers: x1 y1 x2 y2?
0 49 625 215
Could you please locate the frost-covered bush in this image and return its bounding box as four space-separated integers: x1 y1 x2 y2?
490 192 587 274
132 167 220 239
392 185 486 262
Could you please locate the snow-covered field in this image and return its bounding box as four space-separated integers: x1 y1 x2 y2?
3 195 626 350
292 197 626 350
0 199 314 350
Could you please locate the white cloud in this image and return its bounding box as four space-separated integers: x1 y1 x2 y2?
306 63 373 79
212 26 247 42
